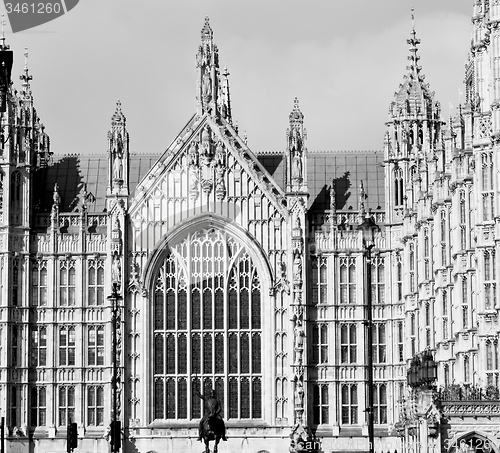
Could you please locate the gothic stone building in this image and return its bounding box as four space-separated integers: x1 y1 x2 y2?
1 5 500 453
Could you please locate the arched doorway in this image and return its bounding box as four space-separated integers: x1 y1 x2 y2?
151 227 263 421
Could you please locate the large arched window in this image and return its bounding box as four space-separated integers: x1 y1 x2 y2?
153 228 262 421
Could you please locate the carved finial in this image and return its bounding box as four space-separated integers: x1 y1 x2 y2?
359 180 367 217
330 179 336 213
111 100 126 125
220 66 233 123
53 183 60 206
0 15 7 50
20 46 32 92
407 8 421 73
289 97 304 125
201 16 213 41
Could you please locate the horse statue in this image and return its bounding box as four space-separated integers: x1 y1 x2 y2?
196 388 227 453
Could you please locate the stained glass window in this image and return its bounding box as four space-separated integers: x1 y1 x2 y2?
153 228 262 420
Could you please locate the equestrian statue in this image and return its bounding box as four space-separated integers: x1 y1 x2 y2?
196 388 227 453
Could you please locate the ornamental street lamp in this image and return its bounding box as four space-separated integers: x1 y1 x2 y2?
357 214 380 453
107 283 123 453
407 349 437 389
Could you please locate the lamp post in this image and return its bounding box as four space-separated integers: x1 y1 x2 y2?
107 282 122 453
357 214 380 453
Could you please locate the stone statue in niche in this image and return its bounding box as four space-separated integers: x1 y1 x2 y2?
293 255 302 282
215 165 226 200
112 254 122 285
199 126 213 167
215 141 225 166
113 134 124 181
294 376 304 408
292 149 302 180
202 67 212 99
293 217 303 236
294 318 305 350
469 155 475 171
188 141 198 167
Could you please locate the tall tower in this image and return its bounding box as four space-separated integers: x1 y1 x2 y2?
384 16 444 225
0 35 52 435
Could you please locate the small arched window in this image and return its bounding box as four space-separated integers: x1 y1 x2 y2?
394 168 403 207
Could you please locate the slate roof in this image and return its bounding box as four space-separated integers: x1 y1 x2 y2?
36 150 385 215
257 150 385 212
36 153 158 213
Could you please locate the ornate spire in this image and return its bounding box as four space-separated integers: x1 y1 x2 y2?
111 100 126 126
0 15 8 51
201 16 213 42
286 98 307 192
389 9 434 119
289 97 304 126
107 100 129 199
195 17 235 123
219 66 233 123
20 47 32 96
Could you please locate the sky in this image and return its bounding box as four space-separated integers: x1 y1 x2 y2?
0 1 472 157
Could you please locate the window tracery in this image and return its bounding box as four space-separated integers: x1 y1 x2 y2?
153 228 262 420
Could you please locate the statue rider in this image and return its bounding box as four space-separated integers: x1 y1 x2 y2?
196 388 227 442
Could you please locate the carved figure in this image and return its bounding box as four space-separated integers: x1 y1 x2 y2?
188 141 198 167
113 136 124 181
53 183 60 206
293 255 302 282
215 165 225 186
292 150 302 180
294 319 305 351
202 67 212 98
294 377 304 407
112 254 121 284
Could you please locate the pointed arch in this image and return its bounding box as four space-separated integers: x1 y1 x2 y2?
143 213 274 424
